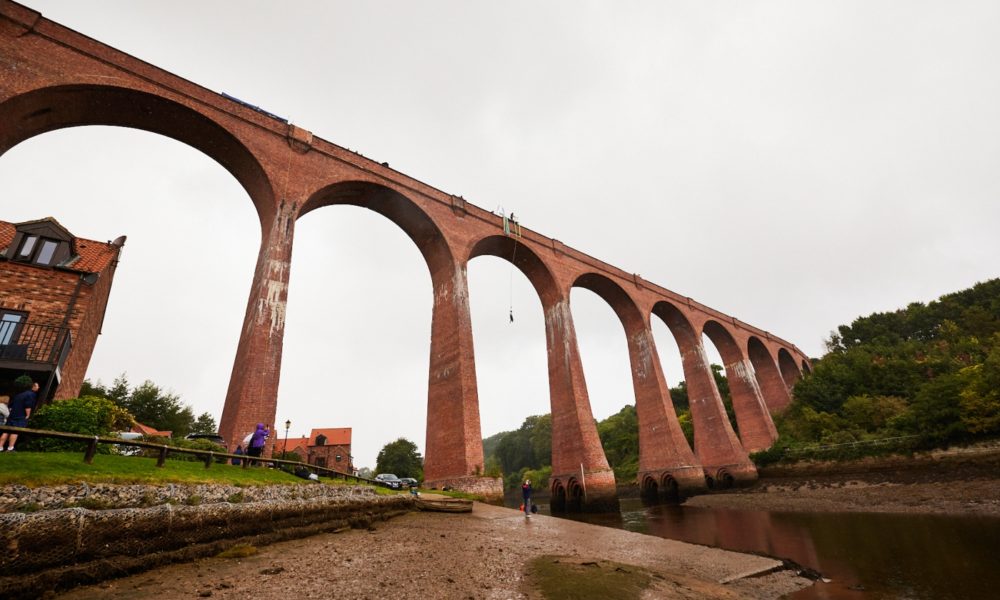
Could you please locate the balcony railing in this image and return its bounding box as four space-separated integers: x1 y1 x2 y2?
0 321 72 367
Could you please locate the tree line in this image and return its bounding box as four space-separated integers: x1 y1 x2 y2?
483 278 1000 485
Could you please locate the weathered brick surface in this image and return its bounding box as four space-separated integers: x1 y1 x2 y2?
0 1 811 507
0 226 121 400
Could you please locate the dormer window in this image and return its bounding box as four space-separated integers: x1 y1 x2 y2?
17 235 62 266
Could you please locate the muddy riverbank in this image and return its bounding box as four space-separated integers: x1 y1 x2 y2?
55 501 814 600
685 448 1000 516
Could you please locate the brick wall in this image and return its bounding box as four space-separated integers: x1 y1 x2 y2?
0 251 120 400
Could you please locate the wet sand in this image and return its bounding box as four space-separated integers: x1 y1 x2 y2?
55 501 813 600
685 450 1000 516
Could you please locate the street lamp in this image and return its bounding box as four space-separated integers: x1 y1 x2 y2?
284 420 291 456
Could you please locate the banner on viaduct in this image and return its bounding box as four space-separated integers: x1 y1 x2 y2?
0 1 810 510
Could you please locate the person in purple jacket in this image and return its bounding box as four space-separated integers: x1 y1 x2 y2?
246 423 269 465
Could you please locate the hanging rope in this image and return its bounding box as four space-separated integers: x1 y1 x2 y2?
509 236 518 323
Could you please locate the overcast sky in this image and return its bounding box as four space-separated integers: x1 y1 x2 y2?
3 1 998 469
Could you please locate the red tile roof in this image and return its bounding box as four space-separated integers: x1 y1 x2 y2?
309 428 352 446
0 218 121 274
281 435 310 456
131 421 172 438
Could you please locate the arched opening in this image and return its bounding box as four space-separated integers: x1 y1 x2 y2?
0 125 259 425
641 475 659 500
567 477 585 511
0 85 274 222
661 474 680 501
699 326 738 436
289 182 445 471
650 302 699 448
467 254 548 488
570 273 644 486
703 320 777 453
468 235 558 498
747 337 792 413
650 315 690 445
569 285 634 424
801 359 813 375
551 480 567 511
777 348 802 389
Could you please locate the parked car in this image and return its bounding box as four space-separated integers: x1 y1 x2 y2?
374 473 403 490
398 477 419 488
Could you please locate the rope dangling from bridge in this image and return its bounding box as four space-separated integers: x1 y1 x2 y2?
497 207 522 324
509 236 518 323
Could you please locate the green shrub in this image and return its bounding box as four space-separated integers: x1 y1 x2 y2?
23 396 134 452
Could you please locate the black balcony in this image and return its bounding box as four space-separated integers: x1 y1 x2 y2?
0 321 72 369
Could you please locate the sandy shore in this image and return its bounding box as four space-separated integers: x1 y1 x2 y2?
55 501 813 600
685 449 1000 516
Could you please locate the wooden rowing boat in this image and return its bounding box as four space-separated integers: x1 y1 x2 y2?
414 498 474 513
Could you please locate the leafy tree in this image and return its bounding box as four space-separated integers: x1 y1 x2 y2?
375 437 423 479
191 412 218 435
597 405 639 481
82 373 203 437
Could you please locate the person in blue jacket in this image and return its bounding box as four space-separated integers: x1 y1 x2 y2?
0 380 38 452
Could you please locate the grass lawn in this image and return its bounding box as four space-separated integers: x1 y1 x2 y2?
0 451 352 488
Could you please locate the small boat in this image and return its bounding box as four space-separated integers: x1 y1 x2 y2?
414 497 474 513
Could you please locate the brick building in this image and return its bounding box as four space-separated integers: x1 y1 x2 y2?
279 428 353 474
0 217 125 402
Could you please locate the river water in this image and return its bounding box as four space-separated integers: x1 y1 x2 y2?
516 497 1000 599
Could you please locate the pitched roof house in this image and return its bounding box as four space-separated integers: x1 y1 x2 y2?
0 217 125 402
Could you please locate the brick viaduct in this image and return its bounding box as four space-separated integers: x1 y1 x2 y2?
0 2 811 509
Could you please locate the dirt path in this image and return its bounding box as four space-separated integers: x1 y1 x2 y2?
55 502 812 600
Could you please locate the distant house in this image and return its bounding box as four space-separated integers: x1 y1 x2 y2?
299 427 353 474
129 421 172 438
0 217 125 402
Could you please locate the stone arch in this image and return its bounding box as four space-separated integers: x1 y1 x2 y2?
652 302 756 485
575 274 703 496
801 359 812 374
300 180 453 272
702 321 777 453
571 273 645 332
300 181 491 489
468 235 560 307
747 337 792 413
0 84 275 223
777 348 802 389
550 479 567 511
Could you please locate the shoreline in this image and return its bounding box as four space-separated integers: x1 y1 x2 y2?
685 448 1000 517
54 501 814 599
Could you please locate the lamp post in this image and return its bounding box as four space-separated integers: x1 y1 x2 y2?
284 420 291 457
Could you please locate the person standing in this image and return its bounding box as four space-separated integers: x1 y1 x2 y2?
246 423 269 465
0 381 38 452
0 394 9 426
522 479 533 518
232 444 244 466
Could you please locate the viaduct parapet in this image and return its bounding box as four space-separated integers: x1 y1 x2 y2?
0 1 811 509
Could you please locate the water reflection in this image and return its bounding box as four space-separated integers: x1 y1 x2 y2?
523 497 1000 599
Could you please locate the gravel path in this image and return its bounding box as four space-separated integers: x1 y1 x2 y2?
55 501 812 599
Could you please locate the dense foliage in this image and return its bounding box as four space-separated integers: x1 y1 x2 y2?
375 437 423 479
23 396 134 452
758 278 1000 463
484 366 736 488
81 374 216 438
485 279 1000 479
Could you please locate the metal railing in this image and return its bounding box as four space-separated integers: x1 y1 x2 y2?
0 322 71 365
0 425 394 488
